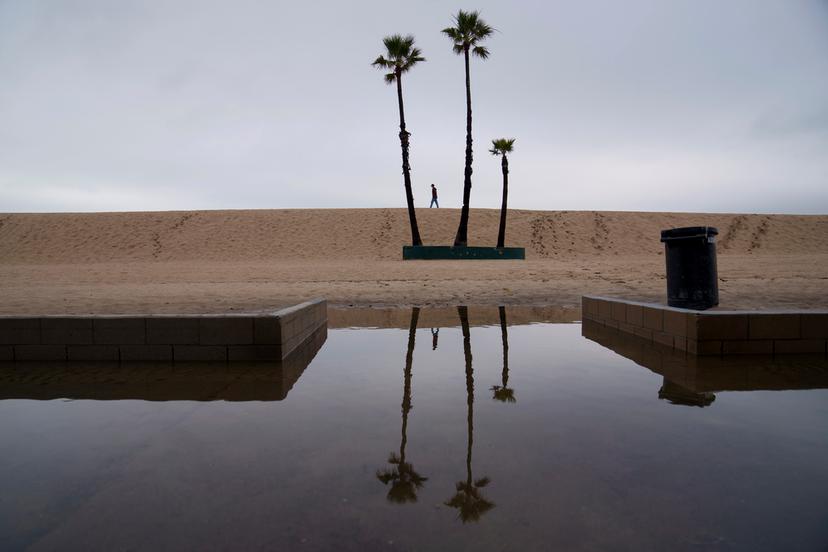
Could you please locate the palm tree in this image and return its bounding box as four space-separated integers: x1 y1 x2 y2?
489 139 515 249
442 11 494 247
373 35 425 247
445 306 495 522
491 306 515 403
377 307 427 502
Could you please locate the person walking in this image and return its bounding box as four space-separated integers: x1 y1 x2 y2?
429 184 439 208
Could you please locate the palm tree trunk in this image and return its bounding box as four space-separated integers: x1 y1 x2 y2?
458 306 474 485
498 306 509 388
496 155 509 248
400 307 419 462
454 47 474 247
396 70 423 247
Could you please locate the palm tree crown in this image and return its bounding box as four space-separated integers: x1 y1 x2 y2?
377 453 428 504
489 138 515 156
372 34 425 83
442 10 494 58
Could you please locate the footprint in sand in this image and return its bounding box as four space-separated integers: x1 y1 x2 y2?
719 215 747 250
748 217 771 253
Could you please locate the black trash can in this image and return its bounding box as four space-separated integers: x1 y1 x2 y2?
660 226 719 310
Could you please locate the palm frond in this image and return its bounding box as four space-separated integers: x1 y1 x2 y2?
372 55 390 68
472 46 489 59
491 384 517 402
383 34 411 58
443 11 494 57
400 47 425 72
489 138 516 155
376 469 395 484
445 480 495 523
377 456 428 504
374 34 424 79
472 20 494 39
384 72 396 84
441 27 461 40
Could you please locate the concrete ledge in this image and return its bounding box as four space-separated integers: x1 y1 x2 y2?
146 318 199 344
14 345 67 361
68 345 120 361
0 326 328 401
121 345 174 362
174 345 227 362
403 245 526 260
583 296 828 356
0 319 40 344
0 299 327 362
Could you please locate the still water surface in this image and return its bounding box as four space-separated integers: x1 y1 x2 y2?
1 308 827 551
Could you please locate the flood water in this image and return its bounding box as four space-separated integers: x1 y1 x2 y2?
1 307 827 551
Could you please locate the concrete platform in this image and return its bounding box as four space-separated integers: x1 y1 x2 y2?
403 245 525 260
582 295 828 356
0 299 326 362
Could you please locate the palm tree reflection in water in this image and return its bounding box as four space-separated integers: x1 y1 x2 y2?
445 306 495 523
377 307 428 503
491 306 515 403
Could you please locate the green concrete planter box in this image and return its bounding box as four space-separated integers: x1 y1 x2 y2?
403 245 526 260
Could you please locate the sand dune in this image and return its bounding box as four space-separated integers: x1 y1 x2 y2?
1 208 826 263
1 208 826 314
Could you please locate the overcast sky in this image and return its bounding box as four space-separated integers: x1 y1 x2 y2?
1 0 827 214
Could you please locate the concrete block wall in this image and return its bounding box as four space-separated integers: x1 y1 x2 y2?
582 296 828 356
0 325 328 401
0 299 327 362
582 320 828 392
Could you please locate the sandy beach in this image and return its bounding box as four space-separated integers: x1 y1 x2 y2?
1 208 826 316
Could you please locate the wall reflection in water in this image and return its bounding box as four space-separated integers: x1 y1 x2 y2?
582 320 828 407
0 326 327 402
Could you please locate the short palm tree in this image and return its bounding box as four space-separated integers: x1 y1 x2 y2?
377 307 427 503
491 306 515 403
373 35 425 247
442 11 494 247
489 139 515 249
446 306 495 522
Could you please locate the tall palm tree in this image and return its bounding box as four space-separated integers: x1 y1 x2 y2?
373 35 425 247
489 139 515 249
377 307 427 502
445 306 495 522
442 11 494 247
491 306 515 403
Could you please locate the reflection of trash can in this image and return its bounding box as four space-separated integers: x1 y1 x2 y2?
658 379 716 407
660 226 719 310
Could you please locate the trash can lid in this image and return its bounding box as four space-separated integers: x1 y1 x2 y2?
660 226 718 242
